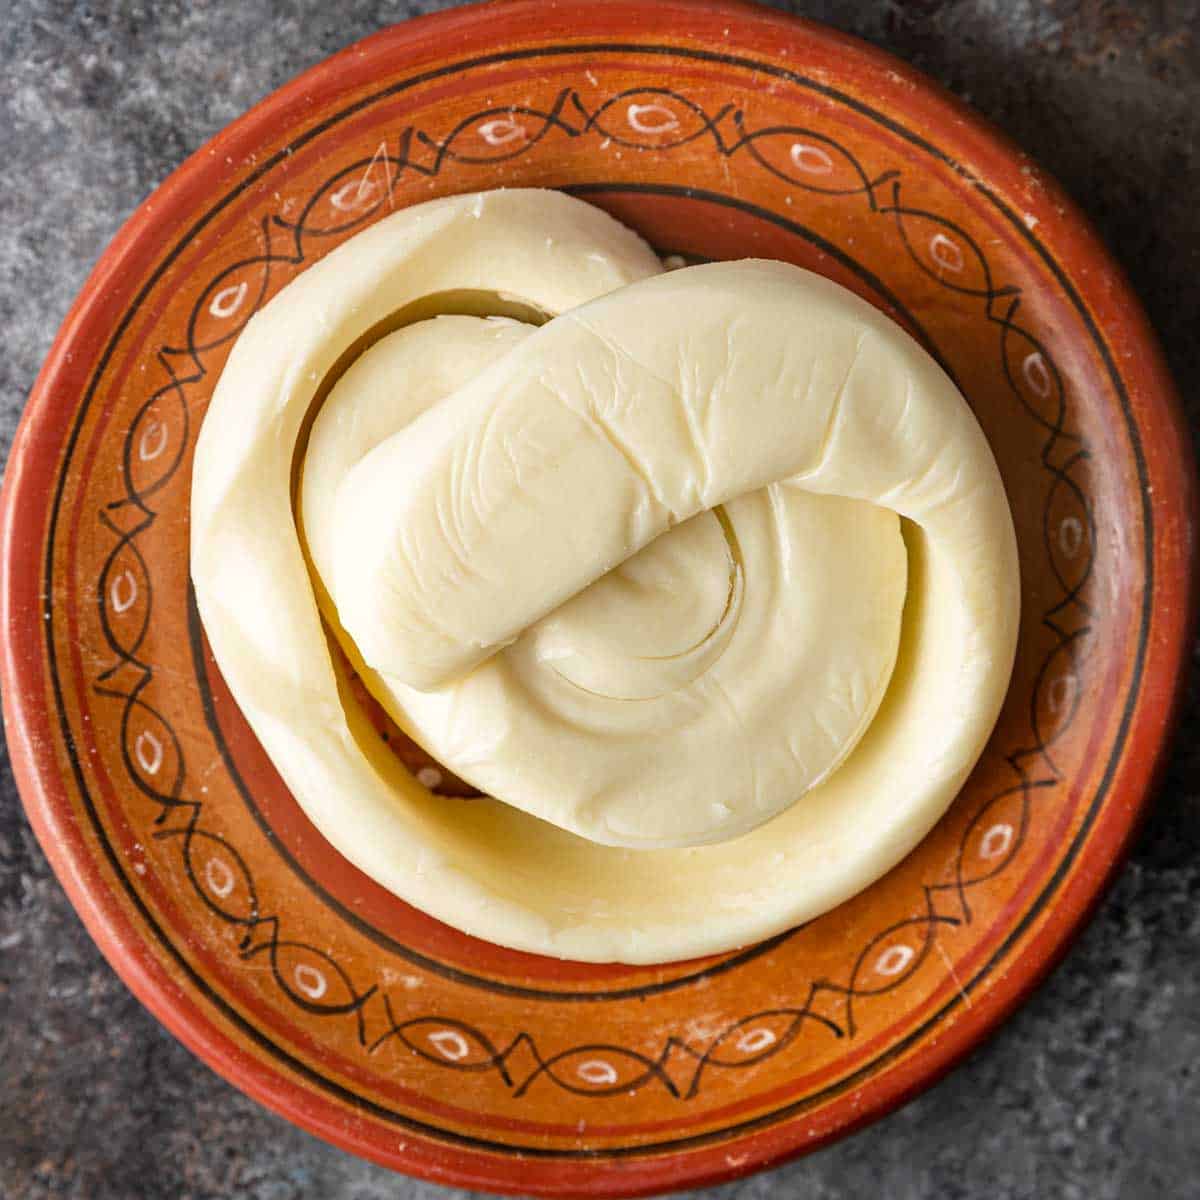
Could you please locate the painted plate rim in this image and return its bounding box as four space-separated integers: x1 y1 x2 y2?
1 1 1195 1195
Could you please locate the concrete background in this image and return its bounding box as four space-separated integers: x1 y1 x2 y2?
1 2 1197 1197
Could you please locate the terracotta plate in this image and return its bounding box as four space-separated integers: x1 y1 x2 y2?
1 1 1194 1194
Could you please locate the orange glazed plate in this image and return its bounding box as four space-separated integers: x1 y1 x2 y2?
1 2 1194 1194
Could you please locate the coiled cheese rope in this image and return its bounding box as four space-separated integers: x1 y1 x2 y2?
192 189 1018 962
304 314 908 847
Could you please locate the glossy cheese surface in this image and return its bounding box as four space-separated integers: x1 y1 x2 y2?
191 189 1019 963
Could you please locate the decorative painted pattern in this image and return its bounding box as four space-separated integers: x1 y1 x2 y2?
91 85 1091 1101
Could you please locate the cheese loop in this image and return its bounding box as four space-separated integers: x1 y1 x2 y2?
191 190 1019 963
304 315 906 847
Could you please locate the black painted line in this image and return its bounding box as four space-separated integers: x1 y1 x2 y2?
41 40 1151 1159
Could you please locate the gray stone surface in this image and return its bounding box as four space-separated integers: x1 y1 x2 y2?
0 1 1197 1197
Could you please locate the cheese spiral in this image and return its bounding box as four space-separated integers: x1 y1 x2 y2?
192 189 1018 962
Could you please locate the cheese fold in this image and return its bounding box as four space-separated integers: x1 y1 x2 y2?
305 314 907 847
191 188 1019 963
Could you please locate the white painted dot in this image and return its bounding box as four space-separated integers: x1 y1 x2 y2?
736 1027 777 1054
293 963 327 1000
626 102 679 135
330 177 376 211
330 141 393 212
478 118 526 147
208 280 247 319
1022 351 1052 399
875 944 914 977
576 1059 619 1086
428 1029 470 1061
416 766 443 789
109 569 138 615
204 856 236 899
137 419 168 463
134 730 163 777
979 822 1014 862
789 142 834 175
1046 671 1076 718
1058 516 1084 560
928 232 964 274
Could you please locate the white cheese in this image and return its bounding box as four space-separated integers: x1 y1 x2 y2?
305 315 906 847
191 189 1019 963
